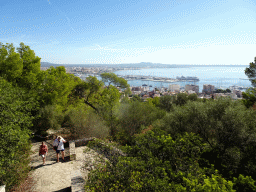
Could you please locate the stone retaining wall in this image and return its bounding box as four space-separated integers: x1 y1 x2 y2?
69 138 126 191
69 141 76 161
71 170 85 192
69 138 95 161
69 138 95 192
74 137 96 147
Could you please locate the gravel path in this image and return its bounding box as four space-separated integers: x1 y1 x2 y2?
28 140 108 192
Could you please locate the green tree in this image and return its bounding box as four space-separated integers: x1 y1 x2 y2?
233 174 256 192
116 102 165 145
64 107 109 139
157 95 174 112
0 43 23 83
155 97 256 181
245 57 256 87
226 89 231 93
242 88 256 108
99 85 121 138
71 76 104 112
33 105 64 135
146 97 161 107
131 94 143 102
85 129 235 191
39 66 81 108
100 72 129 89
174 93 188 106
71 76 122 138
188 93 198 101
0 78 35 191
120 87 131 103
16 42 41 90
0 42 42 89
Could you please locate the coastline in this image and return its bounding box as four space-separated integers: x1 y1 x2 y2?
77 66 251 92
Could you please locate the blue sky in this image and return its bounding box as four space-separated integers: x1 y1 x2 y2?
1 0 256 65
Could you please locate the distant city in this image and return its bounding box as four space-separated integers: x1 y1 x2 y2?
40 62 249 100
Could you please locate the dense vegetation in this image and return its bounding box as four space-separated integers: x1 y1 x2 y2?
1 42 256 191
84 58 256 191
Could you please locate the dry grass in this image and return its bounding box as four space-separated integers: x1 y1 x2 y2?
9 173 36 192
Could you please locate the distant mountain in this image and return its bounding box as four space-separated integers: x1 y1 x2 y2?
40 62 248 68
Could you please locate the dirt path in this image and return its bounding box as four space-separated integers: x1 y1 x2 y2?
29 140 72 192
27 140 108 192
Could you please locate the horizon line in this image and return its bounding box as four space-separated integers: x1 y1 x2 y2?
40 62 248 65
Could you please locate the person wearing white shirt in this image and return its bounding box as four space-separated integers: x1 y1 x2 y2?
53 136 59 162
56 136 67 163
53 136 58 150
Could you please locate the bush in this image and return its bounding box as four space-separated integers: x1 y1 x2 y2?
116 101 165 145
0 125 32 191
87 139 126 166
233 174 256 192
64 107 109 139
0 78 34 191
33 105 63 134
183 170 235 192
85 128 234 191
155 97 256 182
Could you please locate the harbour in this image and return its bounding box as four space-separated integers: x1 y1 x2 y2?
73 66 252 92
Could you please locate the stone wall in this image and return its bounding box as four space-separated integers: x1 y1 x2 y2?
69 138 126 191
74 137 96 147
71 170 85 192
69 137 95 161
0 185 5 192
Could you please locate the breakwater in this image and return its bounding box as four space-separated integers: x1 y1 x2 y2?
116 75 199 83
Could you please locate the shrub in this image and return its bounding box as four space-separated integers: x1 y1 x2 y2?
85 128 234 191
64 107 109 139
0 78 34 191
33 105 63 134
87 139 125 166
233 174 256 192
116 101 165 145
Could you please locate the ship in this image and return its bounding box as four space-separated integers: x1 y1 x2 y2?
176 76 199 81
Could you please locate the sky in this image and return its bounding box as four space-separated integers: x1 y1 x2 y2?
1 0 256 65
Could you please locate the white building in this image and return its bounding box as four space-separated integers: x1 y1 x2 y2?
141 85 150 92
214 93 238 100
169 84 180 92
185 84 199 94
232 89 242 98
188 90 196 94
203 84 215 93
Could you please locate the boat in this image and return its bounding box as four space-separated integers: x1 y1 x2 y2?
176 76 199 81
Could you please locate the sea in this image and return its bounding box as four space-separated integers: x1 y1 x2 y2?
113 66 252 92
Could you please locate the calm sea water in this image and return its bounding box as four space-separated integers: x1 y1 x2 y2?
114 66 252 92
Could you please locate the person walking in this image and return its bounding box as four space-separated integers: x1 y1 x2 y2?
56 136 67 163
53 135 58 151
39 141 48 165
53 135 59 162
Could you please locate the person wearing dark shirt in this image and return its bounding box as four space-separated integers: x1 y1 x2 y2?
39 141 48 165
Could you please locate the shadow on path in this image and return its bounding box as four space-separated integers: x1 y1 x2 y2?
30 162 57 170
53 187 71 192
